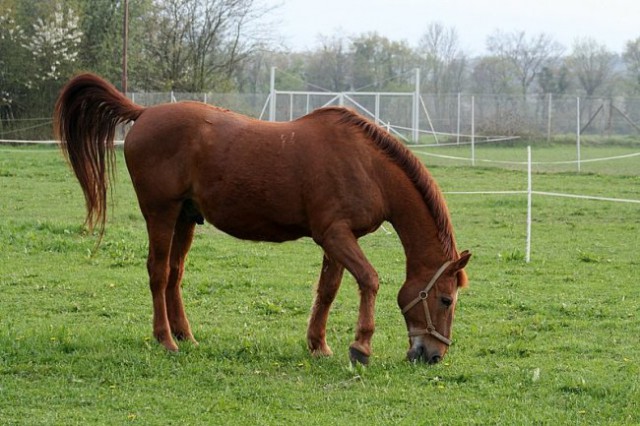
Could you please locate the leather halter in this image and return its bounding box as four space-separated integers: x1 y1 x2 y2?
400 261 453 346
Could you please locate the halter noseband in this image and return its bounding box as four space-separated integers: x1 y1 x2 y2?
400 260 453 346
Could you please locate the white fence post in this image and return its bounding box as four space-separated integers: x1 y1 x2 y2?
526 146 532 263
547 93 552 143
576 96 581 173
471 95 476 166
269 67 276 122
413 68 420 143
456 92 461 145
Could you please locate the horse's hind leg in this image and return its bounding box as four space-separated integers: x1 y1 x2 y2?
145 204 182 352
307 254 345 357
166 208 197 344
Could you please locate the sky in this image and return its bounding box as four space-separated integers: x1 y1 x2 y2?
264 0 640 55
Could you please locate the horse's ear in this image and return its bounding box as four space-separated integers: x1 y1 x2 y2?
454 250 471 271
454 251 471 288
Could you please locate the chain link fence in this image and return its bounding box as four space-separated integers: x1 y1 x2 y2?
425 94 640 142
2 91 640 147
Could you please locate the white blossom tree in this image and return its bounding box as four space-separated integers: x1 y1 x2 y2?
0 9 26 120
24 3 83 84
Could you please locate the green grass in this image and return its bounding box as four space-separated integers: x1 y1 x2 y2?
1 145 639 425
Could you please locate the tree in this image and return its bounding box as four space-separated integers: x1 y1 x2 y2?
623 36 640 94
486 30 564 95
0 4 26 120
537 65 570 95
24 3 83 84
566 37 616 96
349 32 415 91
471 56 515 95
0 1 83 124
139 0 271 92
73 0 122 83
418 22 467 95
303 34 351 92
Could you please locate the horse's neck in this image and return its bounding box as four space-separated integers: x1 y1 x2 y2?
389 193 449 281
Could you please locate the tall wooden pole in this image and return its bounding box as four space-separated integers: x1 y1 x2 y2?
122 0 129 94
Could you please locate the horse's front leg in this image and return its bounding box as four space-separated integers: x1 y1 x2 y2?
307 254 345 356
318 224 379 365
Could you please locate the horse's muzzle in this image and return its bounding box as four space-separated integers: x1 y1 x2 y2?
407 344 443 364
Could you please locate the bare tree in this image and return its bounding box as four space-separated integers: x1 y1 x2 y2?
623 37 640 94
304 34 351 92
142 0 272 91
567 37 616 96
418 22 467 94
471 56 514 95
486 30 564 95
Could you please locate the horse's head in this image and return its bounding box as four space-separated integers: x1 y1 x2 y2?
397 251 471 364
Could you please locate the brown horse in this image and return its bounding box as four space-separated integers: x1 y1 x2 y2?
54 73 471 365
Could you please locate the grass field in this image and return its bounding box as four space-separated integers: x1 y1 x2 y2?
0 145 639 425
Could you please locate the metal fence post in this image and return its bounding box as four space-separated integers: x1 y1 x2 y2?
413 68 420 143
269 67 276 122
576 96 581 172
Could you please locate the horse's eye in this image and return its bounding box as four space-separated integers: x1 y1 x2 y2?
441 296 453 308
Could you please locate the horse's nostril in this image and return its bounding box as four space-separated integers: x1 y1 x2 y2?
407 346 424 362
428 354 442 364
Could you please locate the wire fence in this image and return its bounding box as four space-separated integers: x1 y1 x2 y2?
3 92 640 141
2 91 639 176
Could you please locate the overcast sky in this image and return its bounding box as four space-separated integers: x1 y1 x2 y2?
264 0 639 54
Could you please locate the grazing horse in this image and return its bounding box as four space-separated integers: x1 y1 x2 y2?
54 73 471 365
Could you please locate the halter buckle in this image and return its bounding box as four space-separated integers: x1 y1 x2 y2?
418 290 428 300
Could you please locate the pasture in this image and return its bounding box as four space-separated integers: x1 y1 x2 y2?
0 144 638 424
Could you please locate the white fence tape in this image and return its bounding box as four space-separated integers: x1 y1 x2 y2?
442 146 639 262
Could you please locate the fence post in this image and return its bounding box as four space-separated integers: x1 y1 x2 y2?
576 96 581 172
413 68 420 143
269 67 276 122
526 146 532 263
471 95 475 166
547 93 552 143
456 92 461 145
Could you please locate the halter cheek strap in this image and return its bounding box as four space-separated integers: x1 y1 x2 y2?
400 261 453 346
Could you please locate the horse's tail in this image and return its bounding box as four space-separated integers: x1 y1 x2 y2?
54 73 145 239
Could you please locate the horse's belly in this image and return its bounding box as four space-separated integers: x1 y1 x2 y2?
212 216 309 243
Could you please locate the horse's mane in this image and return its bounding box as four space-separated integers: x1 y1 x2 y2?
312 107 458 260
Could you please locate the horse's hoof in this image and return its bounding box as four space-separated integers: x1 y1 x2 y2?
308 339 333 357
165 343 179 352
175 332 199 346
349 346 370 366
157 337 179 352
310 347 333 357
